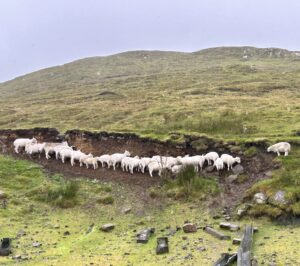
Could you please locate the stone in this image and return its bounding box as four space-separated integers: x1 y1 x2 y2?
54 224 60 229
136 228 155 243
205 166 215 173
232 238 242 245
0 238 11 256
0 191 7 199
265 171 272 178
63 231 70 236
232 165 244 175
203 226 230 240
182 223 197 233
219 222 240 231
17 229 26 238
32 242 42 247
268 190 288 206
122 207 132 214
100 224 115 232
254 193 267 204
12 255 22 260
227 174 238 183
156 237 169 254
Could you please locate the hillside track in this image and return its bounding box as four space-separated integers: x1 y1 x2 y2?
0 128 276 209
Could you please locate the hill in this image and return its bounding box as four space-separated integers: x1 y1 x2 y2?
1 46 300 139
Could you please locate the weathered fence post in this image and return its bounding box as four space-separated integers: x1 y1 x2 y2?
237 225 253 266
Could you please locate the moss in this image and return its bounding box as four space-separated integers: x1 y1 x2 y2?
235 174 249 184
96 195 114 205
248 204 283 218
244 146 258 157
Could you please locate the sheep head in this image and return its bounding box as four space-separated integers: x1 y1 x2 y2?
235 157 241 164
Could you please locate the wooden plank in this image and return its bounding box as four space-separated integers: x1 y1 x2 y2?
237 225 253 266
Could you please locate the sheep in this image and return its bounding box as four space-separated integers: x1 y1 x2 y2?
220 154 241 171
139 157 151 173
110 150 131 170
177 155 205 172
13 138 37 153
79 154 97 169
214 158 224 171
60 148 75 164
97 154 111 168
148 161 163 177
44 141 69 159
205 152 219 165
267 142 291 156
25 142 45 155
127 157 141 174
121 157 131 172
54 144 72 160
70 150 86 166
165 156 180 170
171 165 183 174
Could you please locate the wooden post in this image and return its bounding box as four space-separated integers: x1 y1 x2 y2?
237 225 253 266
203 226 231 240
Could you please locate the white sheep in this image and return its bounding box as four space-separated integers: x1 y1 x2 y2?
97 154 111 168
70 150 86 166
79 154 97 169
25 142 45 155
128 157 141 174
148 161 162 177
44 141 69 159
220 154 241 171
165 156 180 170
267 142 291 156
13 138 37 153
171 165 183 174
205 152 219 165
110 150 131 170
177 155 205 171
139 157 151 173
60 148 75 164
214 158 224 171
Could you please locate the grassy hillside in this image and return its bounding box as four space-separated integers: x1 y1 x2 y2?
1 155 300 265
0 46 300 139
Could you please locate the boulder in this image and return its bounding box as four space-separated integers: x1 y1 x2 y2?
136 228 155 243
100 224 115 232
156 237 169 255
227 175 238 183
232 165 244 175
0 191 7 199
268 190 288 207
183 223 197 233
254 193 267 204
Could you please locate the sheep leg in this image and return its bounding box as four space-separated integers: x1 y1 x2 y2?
284 151 288 156
277 151 280 156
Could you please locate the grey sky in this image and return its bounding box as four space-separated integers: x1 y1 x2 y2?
1 0 300 82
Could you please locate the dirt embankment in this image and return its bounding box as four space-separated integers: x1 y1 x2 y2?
0 128 276 208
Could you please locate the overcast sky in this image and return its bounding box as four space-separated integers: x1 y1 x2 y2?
1 0 300 82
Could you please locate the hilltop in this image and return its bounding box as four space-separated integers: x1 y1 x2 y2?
0 46 300 139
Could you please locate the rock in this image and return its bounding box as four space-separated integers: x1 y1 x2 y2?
0 191 7 199
86 223 94 234
232 238 242 245
32 242 42 248
183 223 197 233
100 224 115 232
227 174 238 183
136 228 155 243
122 207 132 214
204 226 230 240
232 165 244 175
12 255 22 260
196 247 206 252
265 171 272 178
17 229 26 238
184 253 193 260
54 224 60 229
268 190 288 206
156 237 169 255
253 227 259 233
176 226 181 231
219 222 240 231
63 231 70 236
0 238 11 256
254 193 267 204
205 166 215 173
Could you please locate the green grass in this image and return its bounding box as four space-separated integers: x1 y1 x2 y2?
1 155 300 265
0 47 300 140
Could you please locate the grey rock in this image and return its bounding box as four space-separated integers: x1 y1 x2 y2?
32 242 42 247
17 229 26 238
122 207 132 214
254 192 267 204
232 238 241 245
227 174 238 183
183 223 197 233
232 165 244 175
0 191 7 199
136 228 155 243
268 190 288 206
100 224 115 232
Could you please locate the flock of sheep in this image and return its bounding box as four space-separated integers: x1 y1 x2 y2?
13 138 291 177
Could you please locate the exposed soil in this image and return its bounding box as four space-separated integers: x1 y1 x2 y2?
0 128 277 210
